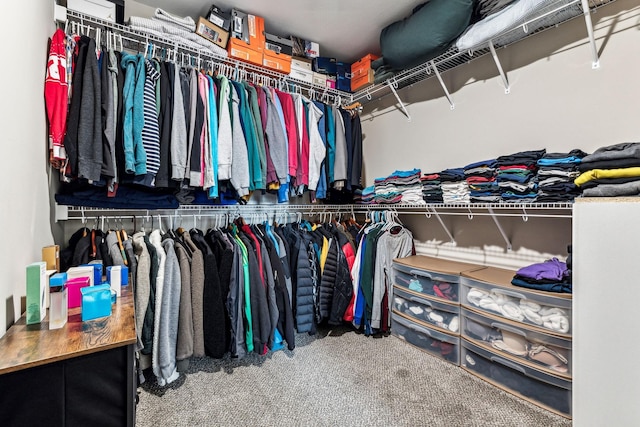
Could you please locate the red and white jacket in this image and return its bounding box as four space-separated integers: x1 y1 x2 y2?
45 28 68 167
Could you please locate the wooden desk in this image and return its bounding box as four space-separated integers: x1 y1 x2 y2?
0 289 137 426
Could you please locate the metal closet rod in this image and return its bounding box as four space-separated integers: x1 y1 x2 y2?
64 10 352 106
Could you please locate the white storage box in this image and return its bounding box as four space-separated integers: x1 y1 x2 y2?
460 267 572 337
391 312 460 365
461 307 572 377
393 285 460 334
393 256 486 304
461 339 572 418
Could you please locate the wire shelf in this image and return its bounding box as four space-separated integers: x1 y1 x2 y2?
351 0 616 105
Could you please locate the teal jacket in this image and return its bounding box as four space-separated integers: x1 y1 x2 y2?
121 53 146 175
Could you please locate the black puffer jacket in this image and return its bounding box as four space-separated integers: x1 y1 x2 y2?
318 238 338 323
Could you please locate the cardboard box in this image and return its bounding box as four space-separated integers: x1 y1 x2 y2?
337 61 352 92
67 0 117 23
207 4 231 31
265 33 294 56
289 67 313 84
196 16 229 49
81 284 112 321
231 10 265 52
313 57 337 75
292 57 312 72
26 262 47 325
312 72 328 87
67 277 90 309
305 41 320 58
351 69 375 92
263 50 292 74
291 36 319 59
42 245 60 272
227 38 262 66
107 265 122 297
351 53 380 80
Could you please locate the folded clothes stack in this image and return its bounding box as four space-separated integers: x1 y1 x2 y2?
574 142 640 197
496 149 545 202
128 8 228 58
372 168 424 204
536 149 586 202
464 159 500 203
439 167 470 203
512 257 572 293
420 172 443 203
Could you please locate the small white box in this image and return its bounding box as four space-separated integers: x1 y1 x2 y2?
292 57 312 71
312 72 328 87
67 0 116 22
289 67 313 84
108 265 122 297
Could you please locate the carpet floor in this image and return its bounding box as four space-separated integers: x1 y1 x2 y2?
136 326 571 427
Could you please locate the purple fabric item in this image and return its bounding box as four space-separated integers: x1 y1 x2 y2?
516 258 567 281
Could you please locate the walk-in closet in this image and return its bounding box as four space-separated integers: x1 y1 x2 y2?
1 0 639 426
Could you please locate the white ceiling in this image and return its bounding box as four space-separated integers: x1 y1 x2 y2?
134 0 425 63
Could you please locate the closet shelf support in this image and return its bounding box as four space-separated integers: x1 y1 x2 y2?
488 40 510 94
386 80 411 122
426 207 456 246
488 207 512 251
581 0 600 69
428 60 455 110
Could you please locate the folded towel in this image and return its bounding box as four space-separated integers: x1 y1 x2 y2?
519 300 541 312
129 16 228 58
522 307 543 325
500 301 524 322
478 297 501 313
539 307 568 317
467 288 487 306
542 314 570 334
154 8 196 31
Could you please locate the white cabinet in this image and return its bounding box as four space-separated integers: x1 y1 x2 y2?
573 197 640 426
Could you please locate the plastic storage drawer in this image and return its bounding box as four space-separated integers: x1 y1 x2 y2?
393 286 460 334
461 339 572 418
391 312 460 365
461 307 572 377
393 256 485 304
460 267 572 337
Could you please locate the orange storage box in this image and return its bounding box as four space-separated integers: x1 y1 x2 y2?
351 53 379 80
263 51 291 74
351 69 374 92
227 38 262 66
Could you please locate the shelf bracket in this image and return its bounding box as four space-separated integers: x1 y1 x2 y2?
488 207 512 251
489 40 510 94
580 0 600 69
428 60 454 110
386 79 411 122
426 206 456 246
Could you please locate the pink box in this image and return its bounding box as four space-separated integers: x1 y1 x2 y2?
67 277 90 309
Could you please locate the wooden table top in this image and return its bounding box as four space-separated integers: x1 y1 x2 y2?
0 288 136 375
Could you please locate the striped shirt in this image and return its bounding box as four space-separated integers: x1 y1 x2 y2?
142 60 161 176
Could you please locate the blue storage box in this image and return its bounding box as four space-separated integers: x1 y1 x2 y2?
81 262 103 286
81 284 112 321
312 57 337 75
336 62 352 92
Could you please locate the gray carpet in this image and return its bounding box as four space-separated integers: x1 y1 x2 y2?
136 327 571 427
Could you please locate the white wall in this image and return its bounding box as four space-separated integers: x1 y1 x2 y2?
0 4 57 336
361 0 640 265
